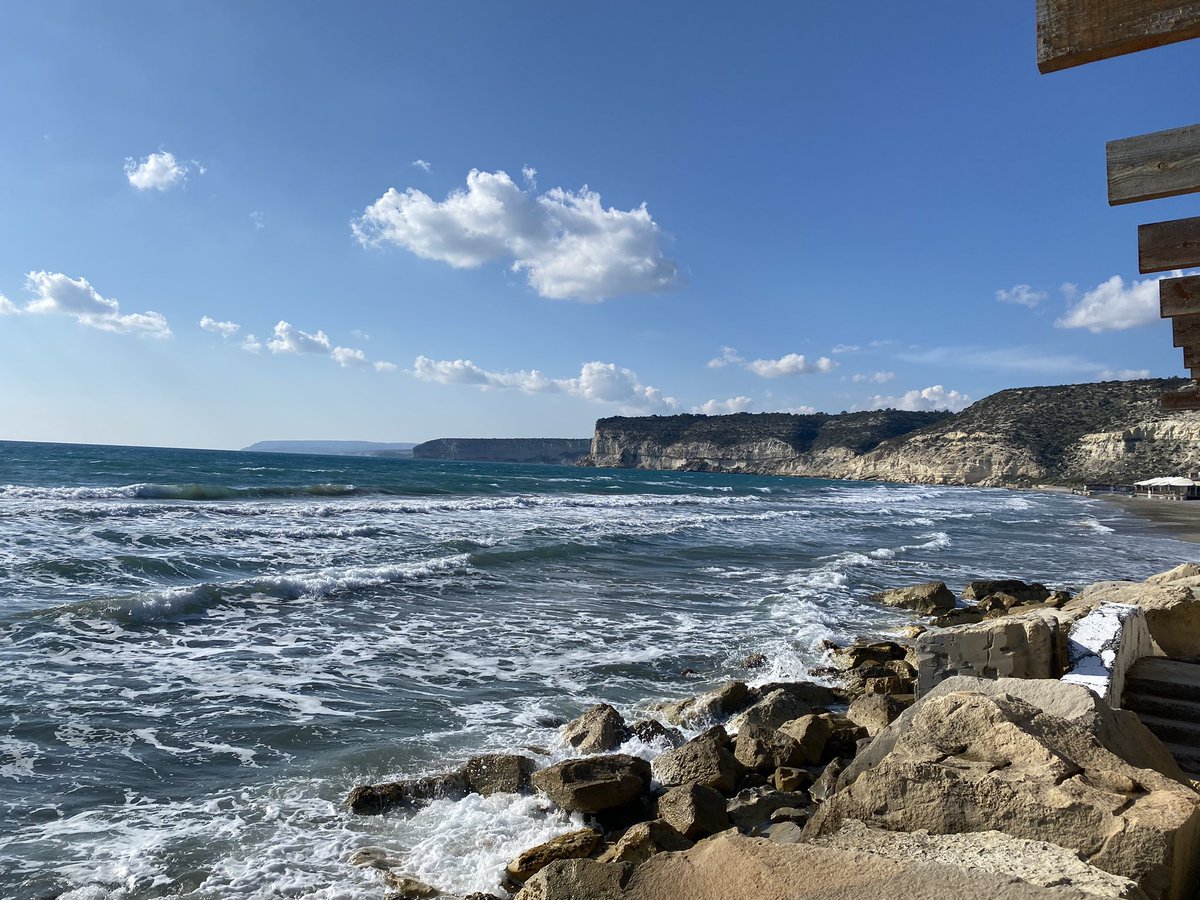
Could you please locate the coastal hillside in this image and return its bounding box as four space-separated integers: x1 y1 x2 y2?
584 379 1200 487
413 437 591 465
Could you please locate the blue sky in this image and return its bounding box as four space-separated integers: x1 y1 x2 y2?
1 1 1197 449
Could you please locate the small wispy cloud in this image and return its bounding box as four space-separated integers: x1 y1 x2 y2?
413 355 677 413
831 343 860 354
995 284 1047 308
124 150 200 191
851 371 895 384
199 316 239 338
693 396 753 415
706 346 836 378
412 159 431 172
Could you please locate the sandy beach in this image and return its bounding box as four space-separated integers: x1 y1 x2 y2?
1100 494 1200 544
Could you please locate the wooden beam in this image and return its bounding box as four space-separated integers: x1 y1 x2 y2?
1185 347 1200 367
1038 0 1200 73
1173 315 1200 346
1163 389 1200 410
1140 217 1200 272
1108 124 1200 205
1162 275 1200 316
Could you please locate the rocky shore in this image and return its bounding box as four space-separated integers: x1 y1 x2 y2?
343 567 1200 900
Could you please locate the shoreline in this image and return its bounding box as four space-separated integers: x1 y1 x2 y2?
1095 493 1200 544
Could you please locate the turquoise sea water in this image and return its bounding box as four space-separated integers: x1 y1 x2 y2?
0 440 1193 898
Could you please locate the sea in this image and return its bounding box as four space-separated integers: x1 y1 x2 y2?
0 440 1194 899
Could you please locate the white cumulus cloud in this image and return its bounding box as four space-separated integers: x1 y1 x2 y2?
374 361 397 372
21 271 170 336
746 353 835 378
1098 368 1151 381
199 316 239 337
706 346 744 369
866 385 971 412
693 396 753 415
124 151 197 191
331 346 368 368
240 334 262 353
0 294 17 315
996 284 1047 308
412 355 677 413
851 371 895 384
1056 273 1176 333
267 320 332 354
352 168 679 301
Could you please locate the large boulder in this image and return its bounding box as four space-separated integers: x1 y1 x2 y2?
655 783 730 839
1146 563 1200 585
465 753 535 796
629 719 684 747
653 728 744 794
531 755 652 814
725 786 810 833
1067 578 1200 661
598 819 693 866
812 821 1145 899
562 703 631 754
514 859 633 900
778 714 832 765
733 724 803 773
843 676 1188 790
621 831 1098 899
729 688 814 732
806 690 1200 900
652 681 752 727
869 581 956 615
847 693 905 737
506 828 602 883
963 579 1052 605
913 611 1059 696
346 770 467 814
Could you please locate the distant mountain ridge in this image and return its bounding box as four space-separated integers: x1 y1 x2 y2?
242 440 416 457
583 379 1200 487
413 438 590 465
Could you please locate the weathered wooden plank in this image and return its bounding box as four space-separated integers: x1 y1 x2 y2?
1140 217 1200 272
1172 314 1200 346
1108 124 1200 205
1162 275 1200 316
1038 0 1200 72
1163 388 1200 410
1185 346 1200 367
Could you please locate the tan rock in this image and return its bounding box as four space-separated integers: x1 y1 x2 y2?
622 831 1096 899
733 724 803 773
652 681 751 727
653 728 744 794
868 580 956 614
847 694 903 737
814 821 1146 899
465 753 535 796
514 858 632 900
531 755 651 814
381 873 450 898
1066 579 1200 660
561 704 631 754
806 691 1200 900
655 783 730 839
1146 563 1200 585
778 714 831 765
914 611 1058 696
505 828 602 883
597 819 692 866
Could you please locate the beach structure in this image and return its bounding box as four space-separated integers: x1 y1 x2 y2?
1134 475 1200 500
1036 1 1200 408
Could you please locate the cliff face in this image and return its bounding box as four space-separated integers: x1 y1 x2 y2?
413 438 591 465
586 411 951 476
585 379 1200 487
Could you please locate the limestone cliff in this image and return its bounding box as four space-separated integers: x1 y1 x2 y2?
584 379 1200 487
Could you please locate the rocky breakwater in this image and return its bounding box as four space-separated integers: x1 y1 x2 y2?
339 564 1200 900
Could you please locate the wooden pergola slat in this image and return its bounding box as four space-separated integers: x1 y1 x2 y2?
1037 0 1200 73
1108 124 1200 205
1161 275 1200 316
1140 217 1200 272
1162 389 1200 410
1172 315 1200 346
